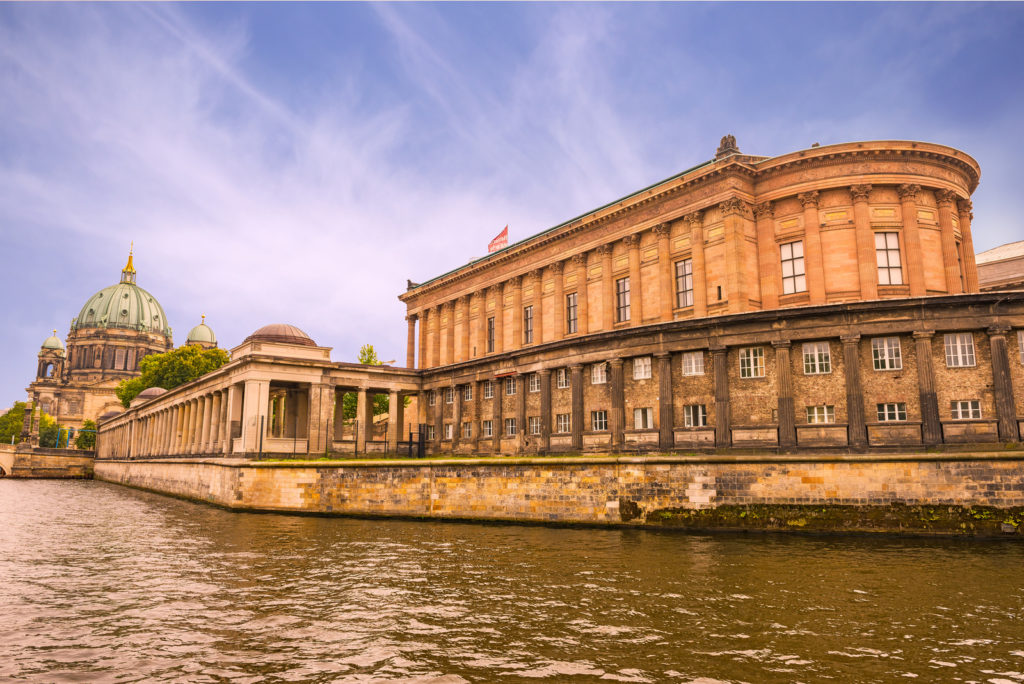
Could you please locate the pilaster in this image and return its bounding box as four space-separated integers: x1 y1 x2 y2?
599 245 614 330
712 347 730 447
773 341 795 448
935 190 963 294
898 184 926 297
988 326 1020 441
798 191 826 305
653 224 673 321
551 261 564 341
913 331 941 445
609 358 625 449
570 364 584 451
572 253 589 336
753 202 778 310
624 234 642 325
841 335 867 447
850 185 877 300
656 352 673 450
686 211 707 318
958 199 980 292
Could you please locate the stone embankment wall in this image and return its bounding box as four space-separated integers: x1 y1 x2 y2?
95 454 1024 537
3 448 95 478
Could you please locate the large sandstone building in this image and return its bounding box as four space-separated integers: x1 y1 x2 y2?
97 137 1024 459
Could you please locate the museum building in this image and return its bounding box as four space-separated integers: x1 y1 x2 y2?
96 137 1024 459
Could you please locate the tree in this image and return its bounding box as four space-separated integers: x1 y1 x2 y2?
341 344 390 420
116 345 230 407
75 419 97 449
38 413 61 447
0 401 26 444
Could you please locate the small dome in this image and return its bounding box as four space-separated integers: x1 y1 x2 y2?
98 410 122 422
136 387 168 400
42 330 64 351
187 316 217 345
244 323 317 347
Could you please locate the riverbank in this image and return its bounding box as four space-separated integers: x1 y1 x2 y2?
94 452 1024 538
0 445 94 478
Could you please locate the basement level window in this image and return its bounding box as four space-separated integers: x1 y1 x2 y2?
951 400 981 420
876 402 907 422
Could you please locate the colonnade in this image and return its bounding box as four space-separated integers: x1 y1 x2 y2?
100 389 232 459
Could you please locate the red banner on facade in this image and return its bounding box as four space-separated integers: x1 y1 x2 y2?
488 225 509 253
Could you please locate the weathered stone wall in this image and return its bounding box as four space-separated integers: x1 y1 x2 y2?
7 448 94 478
95 454 1024 536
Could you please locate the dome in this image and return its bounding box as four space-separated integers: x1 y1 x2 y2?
71 250 171 337
98 410 122 422
41 330 64 351
186 316 217 345
136 387 168 400
244 323 317 347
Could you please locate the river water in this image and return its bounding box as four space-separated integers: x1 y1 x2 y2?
1 480 1023 683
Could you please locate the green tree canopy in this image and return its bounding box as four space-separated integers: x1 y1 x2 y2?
75 419 97 450
0 401 26 444
116 345 230 408
39 413 61 448
342 344 389 420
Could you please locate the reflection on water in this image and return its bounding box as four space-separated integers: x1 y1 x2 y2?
1 480 1023 683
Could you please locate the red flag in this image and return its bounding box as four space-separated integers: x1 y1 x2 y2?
488 225 509 253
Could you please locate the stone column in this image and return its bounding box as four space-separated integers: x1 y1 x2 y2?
222 387 235 455
798 191 826 305
182 400 193 453
754 202 779 310
492 378 502 453
459 296 471 361
275 393 286 439
529 269 543 345
433 388 443 451
494 283 505 355
387 390 402 452
472 380 482 452
406 314 417 368
898 184 926 297
511 275 523 349
935 190 963 294
475 290 488 357
570 364 584 451
609 358 625 449
551 261 564 340
989 326 1020 441
720 198 751 313
774 341 796 448
599 245 614 330
654 223 673 321
516 377 527 453
572 253 589 335
687 211 708 317
625 234 642 324
201 394 213 453
418 309 428 370
850 185 877 300
539 369 552 453
712 347 730 447
842 335 867 447
210 392 221 452
914 331 941 446
355 389 369 454
452 385 462 450
173 405 183 454
306 384 332 456
958 199 980 292
656 352 673 450
431 305 442 368
416 390 427 432
444 301 455 366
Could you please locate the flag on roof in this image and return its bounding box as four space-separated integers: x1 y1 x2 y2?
488 225 509 253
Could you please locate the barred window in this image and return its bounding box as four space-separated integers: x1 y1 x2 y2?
505 377 517 395
871 337 902 371
428 390 436 406
487 316 495 353
806 406 835 424
634 407 654 429
675 259 694 308
633 356 651 380
463 385 473 401
592 363 607 385
462 422 472 438
444 387 454 404
944 333 976 368
528 416 541 435
483 380 494 399
781 241 806 294
684 404 707 428
739 347 765 378
802 342 831 374
556 368 570 389
556 414 571 433
426 425 436 440
876 232 903 285
591 410 608 431
682 351 704 376
443 423 453 440
616 277 630 322
951 400 981 420
504 417 517 436
482 420 493 437
876 402 907 422
566 293 578 334
523 306 534 345
529 374 541 393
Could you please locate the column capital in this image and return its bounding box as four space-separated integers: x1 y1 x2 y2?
507 275 522 288
652 222 671 238
569 363 584 371
798 191 819 208
840 333 861 344
684 210 704 227
988 325 1011 337
595 244 612 258
753 201 774 219
406 312 419 322
549 260 564 275
571 252 588 267
527 268 543 281
710 345 728 355
622 234 641 248
456 294 469 305
897 183 921 200
608 357 624 368
538 368 552 377
719 197 751 217
912 330 935 340
957 198 973 217
935 188 958 207
849 184 872 202
771 339 791 349
653 351 671 359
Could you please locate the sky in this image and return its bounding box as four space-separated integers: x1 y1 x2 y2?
1 2 1023 409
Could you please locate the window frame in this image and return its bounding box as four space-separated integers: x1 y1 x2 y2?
944 333 976 368
486 316 495 353
684 404 707 428
591 410 608 432
463 385 473 401
481 420 493 437
780 240 806 295
504 417 517 436
555 413 571 433
739 347 765 379
633 356 652 380
675 258 694 308
444 387 454 404
462 422 472 438
681 351 704 376
802 341 832 375
950 400 982 420
528 416 541 436
566 292 578 334
875 232 903 285
428 390 436 406
876 402 908 422
615 276 631 322
523 305 534 345
871 337 903 371
806 405 835 424
591 363 607 385
483 380 494 399
443 423 453 440
426 425 436 440
505 377 517 395
556 368 570 389
528 373 541 393
633 407 654 430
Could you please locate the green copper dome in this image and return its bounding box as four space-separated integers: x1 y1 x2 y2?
186 316 216 345
41 330 64 351
71 253 172 337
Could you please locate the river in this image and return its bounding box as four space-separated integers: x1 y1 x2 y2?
1 479 1023 683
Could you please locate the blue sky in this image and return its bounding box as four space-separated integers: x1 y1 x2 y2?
2 2 1023 409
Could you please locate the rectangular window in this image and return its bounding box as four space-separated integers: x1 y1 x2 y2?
739 347 765 378
684 404 707 428
483 380 494 399
806 405 835 424
428 390 436 406
444 387 454 404
528 416 541 435
566 293 578 334
505 377 517 395
504 417 517 436
944 333 976 368
523 306 534 344
487 317 495 353
591 410 608 431
802 341 832 374
634 407 654 429
951 400 982 420
592 363 607 384
682 351 704 376
462 422 472 438
876 402 908 422
556 414 571 433
675 259 694 308
443 423 453 440
633 356 652 380
616 277 631 322
556 368 570 389
463 385 473 401
876 232 903 285
780 241 806 294
529 373 541 393
482 420 493 437
426 425 436 440
871 337 902 371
